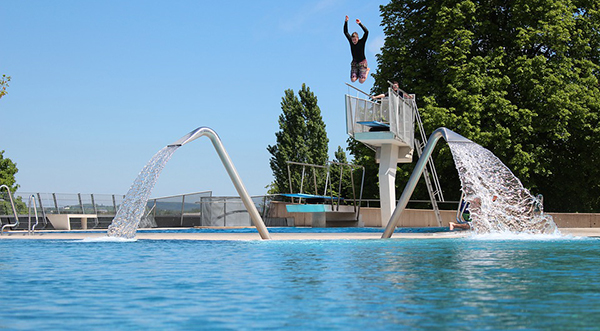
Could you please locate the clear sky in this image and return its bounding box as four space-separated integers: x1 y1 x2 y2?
1 0 387 198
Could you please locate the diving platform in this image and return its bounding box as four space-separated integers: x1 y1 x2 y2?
281 161 365 227
345 82 443 228
345 84 415 162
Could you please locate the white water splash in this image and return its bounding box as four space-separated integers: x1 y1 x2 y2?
467 232 576 241
107 146 180 239
448 141 559 235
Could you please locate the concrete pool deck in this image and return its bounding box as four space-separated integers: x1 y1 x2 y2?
0 228 598 240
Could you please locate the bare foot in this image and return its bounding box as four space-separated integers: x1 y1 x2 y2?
359 68 371 84
449 222 455 231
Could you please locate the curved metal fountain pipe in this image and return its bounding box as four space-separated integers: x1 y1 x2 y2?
382 127 471 238
168 127 271 240
0 184 20 235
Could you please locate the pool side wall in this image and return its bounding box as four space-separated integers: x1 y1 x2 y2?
270 202 600 228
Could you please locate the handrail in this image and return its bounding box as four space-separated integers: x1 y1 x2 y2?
382 127 471 238
0 185 20 235
345 82 373 98
455 191 467 222
27 195 40 234
285 160 365 218
168 127 271 240
37 193 49 229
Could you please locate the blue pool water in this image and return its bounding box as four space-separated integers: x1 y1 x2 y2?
1 237 599 330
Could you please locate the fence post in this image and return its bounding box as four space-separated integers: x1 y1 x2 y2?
180 195 186 226
78 193 85 214
91 194 99 228
223 199 227 227
53 193 59 214
91 194 98 215
112 195 117 215
37 193 48 228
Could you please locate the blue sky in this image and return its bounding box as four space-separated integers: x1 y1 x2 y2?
1 0 387 197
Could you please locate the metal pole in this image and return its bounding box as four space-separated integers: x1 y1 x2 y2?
180 195 186 226
287 162 294 203
91 194 99 228
168 127 271 239
382 130 444 238
345 82 373 98
78 193 85 214
223 199 227 227
337 166 343 211
312 167 318 195
112 195 117 215
53 193 59 214
91 194 98 214
37 193 48 229
0 185 20 234
350 166 357 214
382 127 470 238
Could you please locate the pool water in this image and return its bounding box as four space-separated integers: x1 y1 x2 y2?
1 237 599 330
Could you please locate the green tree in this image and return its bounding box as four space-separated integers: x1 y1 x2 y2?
0 75 10 99
267 84 329 194
372 0 600 212
0 150 19 193
330 146 360 201
0 150 24 214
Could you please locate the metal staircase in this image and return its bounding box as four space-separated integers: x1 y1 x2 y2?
411 98 445 226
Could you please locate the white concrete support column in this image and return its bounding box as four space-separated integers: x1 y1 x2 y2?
378 144 399 227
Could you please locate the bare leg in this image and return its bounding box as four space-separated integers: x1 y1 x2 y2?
450 222 470 231
359 67 370 84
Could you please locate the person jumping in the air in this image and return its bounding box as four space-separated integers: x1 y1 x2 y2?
344 16 369 84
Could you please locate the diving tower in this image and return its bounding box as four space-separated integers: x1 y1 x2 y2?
345 83 444 227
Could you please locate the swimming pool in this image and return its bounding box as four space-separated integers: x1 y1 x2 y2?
1 236 599 330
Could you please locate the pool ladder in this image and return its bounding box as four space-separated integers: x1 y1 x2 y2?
27 195 42 234
1 186 47 235
0 185 20 234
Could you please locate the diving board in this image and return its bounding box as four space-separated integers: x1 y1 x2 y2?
285 204 332 213
357 121 390 128
279 193 343 201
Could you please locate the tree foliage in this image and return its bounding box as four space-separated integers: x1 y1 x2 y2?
0 75 10 99
0 150 25 215
267 84 329 194
372 0 600 212
0 151 19 193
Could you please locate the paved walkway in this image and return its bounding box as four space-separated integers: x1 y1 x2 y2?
0 228 597 240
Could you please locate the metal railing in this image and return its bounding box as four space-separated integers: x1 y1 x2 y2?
345 85 415 148
147 192 284 227
0 185 20 234
15 192 126 216
27 195 42 234
285 160 365 219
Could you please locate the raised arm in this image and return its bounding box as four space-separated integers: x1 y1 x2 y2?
344 15 352 41
356 19 368 40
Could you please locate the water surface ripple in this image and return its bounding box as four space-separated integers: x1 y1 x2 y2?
1 238 599 330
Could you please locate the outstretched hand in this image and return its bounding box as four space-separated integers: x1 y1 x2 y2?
356 18 361 25
345 15 349 22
